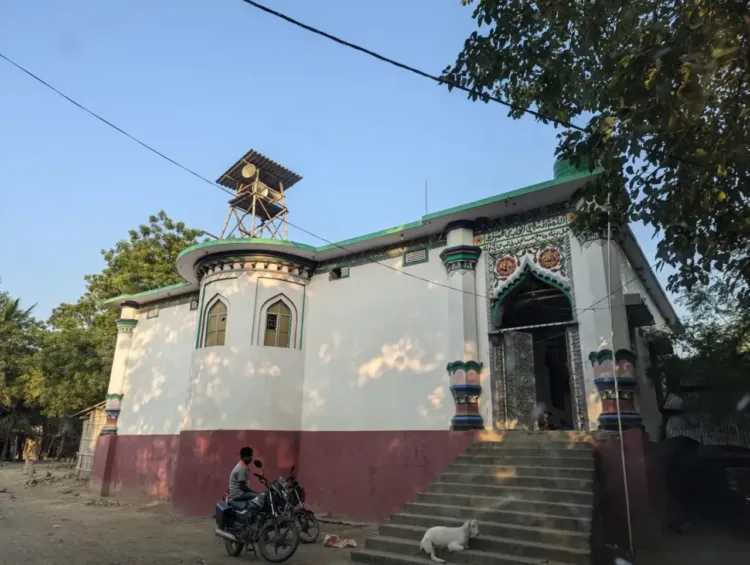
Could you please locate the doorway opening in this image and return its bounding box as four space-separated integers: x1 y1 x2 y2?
493 271 576 430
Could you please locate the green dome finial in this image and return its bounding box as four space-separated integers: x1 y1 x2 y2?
553 156 592 179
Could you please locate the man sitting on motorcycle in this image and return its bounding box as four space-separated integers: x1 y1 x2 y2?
228 446 257 503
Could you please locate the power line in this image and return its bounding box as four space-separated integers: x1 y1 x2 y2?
240 1 719 175
0 50 655 321
239 0 584 132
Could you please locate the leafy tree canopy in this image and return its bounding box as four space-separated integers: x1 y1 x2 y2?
39 211 203 416
445 0 750 303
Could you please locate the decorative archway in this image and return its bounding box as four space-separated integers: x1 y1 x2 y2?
488 245 580 430
490 245 573 329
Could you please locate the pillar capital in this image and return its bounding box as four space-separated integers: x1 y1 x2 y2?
115 318 138 334
447 360 484 430
590 348 642 430
439 245 482 274
101 393 124 435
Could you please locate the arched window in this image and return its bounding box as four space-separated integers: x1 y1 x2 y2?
204 300 228 347
264 300 292 348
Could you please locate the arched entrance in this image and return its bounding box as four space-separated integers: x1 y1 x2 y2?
491 269 577 430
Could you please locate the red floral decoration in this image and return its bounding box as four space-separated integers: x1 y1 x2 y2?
538 247 561 270
495 256 517 278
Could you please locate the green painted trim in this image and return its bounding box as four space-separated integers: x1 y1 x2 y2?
615 348 638 365
441 252 480 265
491 268 573 328
315 221 424 252
115 319 137 328
423 170 601 222
589 349 614 366
402 246 429 267
177 237 317 262
105 393 124 400
299 285 306 350
104 282 194 305
109 171 602 304
194 284 208 350
446 360 484 374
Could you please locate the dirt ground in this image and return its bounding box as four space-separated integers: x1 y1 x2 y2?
0 462 376 565
2 462 749 565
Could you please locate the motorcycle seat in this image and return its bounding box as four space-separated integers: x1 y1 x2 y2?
227 500 249 510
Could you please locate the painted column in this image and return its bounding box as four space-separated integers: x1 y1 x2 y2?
590 346 642 429
570 211 632 429
101 303 138 435
441 221 484 430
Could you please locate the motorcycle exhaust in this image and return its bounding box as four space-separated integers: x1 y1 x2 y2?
215 529 239 543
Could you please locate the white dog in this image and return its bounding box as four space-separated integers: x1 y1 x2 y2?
419 519 479 563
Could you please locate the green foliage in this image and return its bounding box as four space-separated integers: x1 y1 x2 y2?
654 274 749 419
0 288 45 458
445 0 750 304
0 211 202 446
37 211 203 417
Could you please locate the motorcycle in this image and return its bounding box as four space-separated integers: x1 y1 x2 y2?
214 460 300 562
281 465 320 544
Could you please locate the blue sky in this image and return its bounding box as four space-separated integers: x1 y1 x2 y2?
0 0 677 319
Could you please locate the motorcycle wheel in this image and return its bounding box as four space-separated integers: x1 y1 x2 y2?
296 511 320 543
224 540 245 557
257 520 300 563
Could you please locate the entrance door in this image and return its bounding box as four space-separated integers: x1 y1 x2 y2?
503 331 537 430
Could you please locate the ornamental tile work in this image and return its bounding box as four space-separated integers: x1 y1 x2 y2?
477 204 588 430
476 205 572 302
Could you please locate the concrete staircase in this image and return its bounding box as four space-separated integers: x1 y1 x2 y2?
351 432 594 565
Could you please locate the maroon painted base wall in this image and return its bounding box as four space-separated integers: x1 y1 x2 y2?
91 434 180 501
593 428 665 554
296 430 480 521
92 429 479 521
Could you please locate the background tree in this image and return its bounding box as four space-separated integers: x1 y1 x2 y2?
0 288 46 459
444 0 750 304
38 211 203 416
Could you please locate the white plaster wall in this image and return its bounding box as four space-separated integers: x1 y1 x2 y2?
616 244 666 441
182 271 306 431
117 300 198 435
301 250 452 431
568 234 608 428
183 345 304 431
475 252 493 429
616 245 668 329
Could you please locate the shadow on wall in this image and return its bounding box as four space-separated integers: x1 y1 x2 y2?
98 272 476 520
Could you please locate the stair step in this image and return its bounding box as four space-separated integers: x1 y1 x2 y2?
351 548 577 565
446 463 594 480
456 454 594 468
363 535 588 565
439 472 592 491
425 483 593 504
415 493 592 518
401 502 591 533
471 440 593 451
477 431 595 444
389 514 590 549
467 446 593 457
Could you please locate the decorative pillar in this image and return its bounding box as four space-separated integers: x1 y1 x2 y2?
569 203 632 429
101 306 138 435
590 346 642 430
447 361 483 430
441 220 484 430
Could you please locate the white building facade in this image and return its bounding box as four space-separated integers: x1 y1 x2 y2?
91 160 677 520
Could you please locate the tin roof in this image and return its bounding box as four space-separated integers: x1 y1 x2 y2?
216 149 302 192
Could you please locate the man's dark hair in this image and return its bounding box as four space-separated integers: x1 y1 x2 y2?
240 446 253 458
